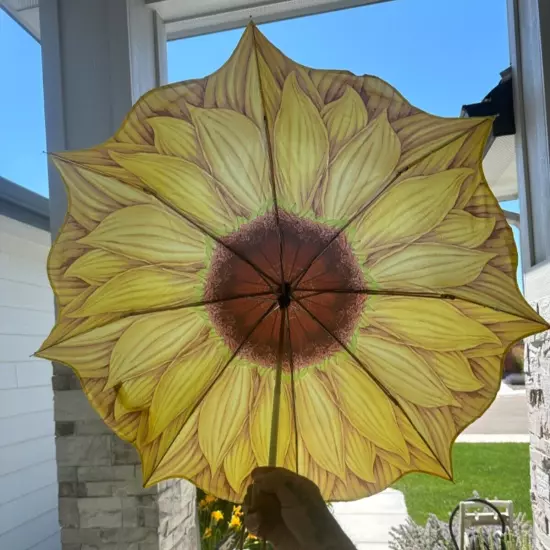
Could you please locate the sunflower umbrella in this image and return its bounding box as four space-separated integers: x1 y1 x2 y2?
37 24 548 503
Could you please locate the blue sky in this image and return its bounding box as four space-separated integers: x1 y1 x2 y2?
1 0 510 197
0 0 520 278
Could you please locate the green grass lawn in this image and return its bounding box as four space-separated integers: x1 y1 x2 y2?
393 443 531 525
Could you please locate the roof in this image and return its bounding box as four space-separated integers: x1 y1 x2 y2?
0 176 50 231
1 0 391 42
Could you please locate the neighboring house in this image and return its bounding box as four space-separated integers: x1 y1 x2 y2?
0 177 60 550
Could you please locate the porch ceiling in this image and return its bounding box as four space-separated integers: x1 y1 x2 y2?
483 134 518 202
1 0 390 42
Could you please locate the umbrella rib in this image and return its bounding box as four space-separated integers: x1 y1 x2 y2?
284 308 300 475
288 123 488 290
40 292 276 354
253 30 286 286
293 287 541 319
130 188 280 290
268 307 287 466
49 153 279 291
144 301 278 485
294 288 457 300
292 295 453 479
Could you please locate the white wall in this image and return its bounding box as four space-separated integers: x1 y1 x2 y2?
0 215 60 550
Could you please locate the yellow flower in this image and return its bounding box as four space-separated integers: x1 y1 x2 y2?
211 510 224 523
247 533 258 541
199 499 207 509
204 495 216 505
229 515 242 529
38 23 548 506
233 505 243 517
203 528 212 539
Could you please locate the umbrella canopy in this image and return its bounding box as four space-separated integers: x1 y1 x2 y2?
37 24 547 503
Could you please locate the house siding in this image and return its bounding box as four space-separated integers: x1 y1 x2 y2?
0 214 60 550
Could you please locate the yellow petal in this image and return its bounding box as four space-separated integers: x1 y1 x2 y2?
64 249 143 285
189 106 269 216
70 266 202 317
250 373 291 467
417 350 483 392
354 169 472 251
367 297 502 351
59 143 156 187
194 466 238 503
146 412 208 486
322 110 400 220
47 218 89 308
332 471 371 501
450 266 547 323
257 51 282 129
373 457 401 488
470 356 501 389
377 448 410 471
283 431 308 477
391 131 470 182
392 113 486 172
410 446 449 478
80 204 206 267
490 318 546 346
36 317 135 375
322 86 369 156
451 391 494 432
295 372 345 479
204 26 262 127
397 400 455 474
113 394 134 421
430 210 496 248
199 364 254 473
330 356 408 456
394 407 433 457
147 117 202 164
356 334 457 407
274 72 328 213
368 244 495 289
111 152 234 234
452 301 526 325
118 371 161 410
345 423 376 482
363 75 411 122
293 66 324 110
40 312 121 353
147 338 232 441
308 460 337 501
460 180 518 278
253 25 291 89
224 427 256 494
310 70 359 105
108 308 209 387
54 159 155 231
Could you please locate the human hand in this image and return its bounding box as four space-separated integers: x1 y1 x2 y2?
243 467 356 550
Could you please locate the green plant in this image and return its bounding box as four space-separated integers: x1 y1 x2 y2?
197 490 273 550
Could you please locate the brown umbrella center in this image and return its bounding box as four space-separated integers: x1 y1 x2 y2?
205 210 366 369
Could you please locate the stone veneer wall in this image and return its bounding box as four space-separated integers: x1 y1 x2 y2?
54 362 199 550
526 297 550 549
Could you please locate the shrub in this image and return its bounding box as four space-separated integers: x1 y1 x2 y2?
389 512 533 550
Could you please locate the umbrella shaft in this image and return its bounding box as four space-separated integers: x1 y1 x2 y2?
268 361 283 466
